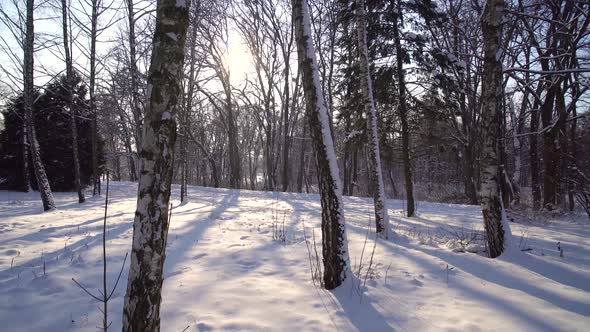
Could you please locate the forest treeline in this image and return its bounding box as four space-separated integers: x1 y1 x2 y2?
1 0 588 213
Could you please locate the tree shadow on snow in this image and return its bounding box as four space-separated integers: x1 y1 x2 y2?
163 191 240 278
380 236 590 322
329 274 401 331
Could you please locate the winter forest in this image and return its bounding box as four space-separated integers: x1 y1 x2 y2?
0 0 589 330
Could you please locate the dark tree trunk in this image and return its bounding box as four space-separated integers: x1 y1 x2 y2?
226 88 241 189
463 144 478 204
392 0 415 216
351 148 358 196
126 0 144 153
388 169 399 198
181 11 199 203
296 124 308 193
188 131 219 188
62 0 85 203
280 59 293 192
265 129 274 191
530 105 541 210
180 123 188 202
556 90 568 209
343 118 352 196
119 112 137 181
568 100 577 211
541 84 558 209
90 0 100 196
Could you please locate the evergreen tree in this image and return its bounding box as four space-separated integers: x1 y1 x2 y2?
0 74 104 191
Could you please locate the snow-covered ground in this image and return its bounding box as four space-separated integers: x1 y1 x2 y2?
0 181 588 331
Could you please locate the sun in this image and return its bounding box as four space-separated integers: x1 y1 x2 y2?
225 29 254 85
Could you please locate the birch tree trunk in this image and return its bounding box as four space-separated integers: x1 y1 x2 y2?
24 0 55 211
479 0 510 258
392 0 415 217
292 0 350 290
62 0 85 203
122 0 191 329
356 0 389 238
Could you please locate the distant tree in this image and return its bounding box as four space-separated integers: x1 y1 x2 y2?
411 0 482 205
510 0 590 211
197 0 241 189
125 0 144 155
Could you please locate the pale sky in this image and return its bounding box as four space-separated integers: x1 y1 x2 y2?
0 0 256 98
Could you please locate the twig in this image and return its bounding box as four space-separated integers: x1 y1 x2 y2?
364 232 378 288
385 263 392 285
302 220 316 285
102 172 109 330
71 278 103 302
107 252 128 300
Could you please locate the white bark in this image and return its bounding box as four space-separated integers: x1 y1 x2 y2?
355 0 389 238
24 0 55 211
122 0 191 330
292 0 350 289
479 0 512 258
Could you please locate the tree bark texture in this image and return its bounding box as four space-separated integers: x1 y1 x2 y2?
122 0 191 330
479 0 508 258
24 0 55 211
292 0 350 290
356 0 389 237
